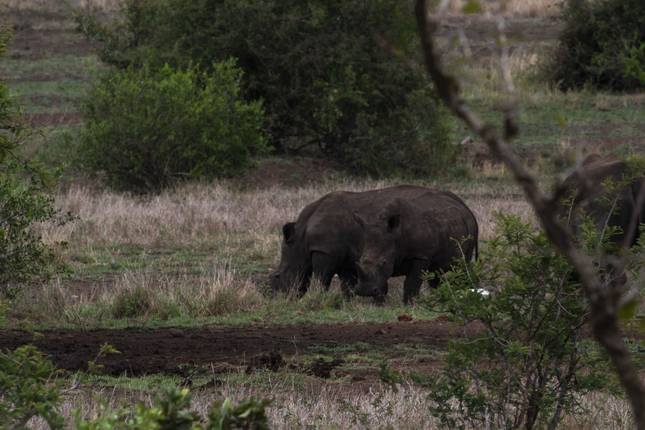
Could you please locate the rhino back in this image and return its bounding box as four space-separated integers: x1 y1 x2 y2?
303 185 436 257
400 191 478 263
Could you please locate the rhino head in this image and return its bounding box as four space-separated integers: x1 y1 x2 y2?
270 221 309 293
352 205 401 300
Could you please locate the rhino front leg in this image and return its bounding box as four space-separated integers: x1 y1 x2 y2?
311 251 340 291
403 259 427 304
338 270 357 299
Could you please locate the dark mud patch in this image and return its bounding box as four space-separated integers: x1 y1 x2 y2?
0 320 479 375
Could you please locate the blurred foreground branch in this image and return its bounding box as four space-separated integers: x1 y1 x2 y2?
413 0 644 427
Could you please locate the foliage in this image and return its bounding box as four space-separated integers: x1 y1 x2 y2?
0 345 64 429
208 398 271 430
77 388 270 430
0 29 64 295
425 214 612 430
547 0 645 91
79 61 267 193
76 0 454 176
0 344 270 429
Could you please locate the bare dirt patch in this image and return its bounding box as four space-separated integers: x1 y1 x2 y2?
0 320 479 375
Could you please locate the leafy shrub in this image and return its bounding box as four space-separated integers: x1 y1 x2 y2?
547 0 645 91
0 345 64 429
79 61 267 193
77 388 270 430
427 214 613 430
1 345 270 429
0 30 63 294
77 0 454 176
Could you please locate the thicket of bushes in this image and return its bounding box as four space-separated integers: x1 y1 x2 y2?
426 214 619 429
547 0 645 91
79 61 267 193
78 0 454 181
0 30 62 295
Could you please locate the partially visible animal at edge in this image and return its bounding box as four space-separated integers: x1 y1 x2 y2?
559 153 645 248
558 153 645 286
353 191 479 304
270 185 441 300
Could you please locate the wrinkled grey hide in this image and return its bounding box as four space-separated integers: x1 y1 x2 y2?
270 185 433 296
354 191 478 304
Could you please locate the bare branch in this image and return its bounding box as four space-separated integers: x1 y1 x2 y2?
413 1 645 427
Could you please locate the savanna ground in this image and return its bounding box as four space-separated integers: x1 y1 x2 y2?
1 1 645 428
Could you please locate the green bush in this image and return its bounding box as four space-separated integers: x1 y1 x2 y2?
1 345 270 429
0 30 63 294
77 0 454 176
0 345 64 429
79 61 267 193
547 0 645 91
426 214 614 430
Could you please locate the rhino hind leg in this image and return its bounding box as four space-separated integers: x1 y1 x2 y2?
403 259 428 305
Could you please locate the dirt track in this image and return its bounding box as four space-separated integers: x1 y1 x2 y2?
0 320 477 375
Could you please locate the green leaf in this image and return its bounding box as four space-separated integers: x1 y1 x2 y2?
618 298 640 320
462 0 482 14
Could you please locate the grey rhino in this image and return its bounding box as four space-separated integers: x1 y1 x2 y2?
270 185 434 295
353 190 478 304
559 153 645 248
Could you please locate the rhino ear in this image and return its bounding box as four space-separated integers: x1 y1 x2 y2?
282 222 296 244
386 214 400 232
353 212 366 229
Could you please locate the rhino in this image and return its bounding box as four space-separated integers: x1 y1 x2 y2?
353 190 478 304
559 153 645 248
270 185 434 296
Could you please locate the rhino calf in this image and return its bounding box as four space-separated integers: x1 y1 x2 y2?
353 191 478 304
270 185 436 296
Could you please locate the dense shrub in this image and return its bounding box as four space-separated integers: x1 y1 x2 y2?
0 346 64 429
427 214 617 429
77 0 454 176
547 0 645 91
79 61 267 193
1 345 270 429
0 30 62 293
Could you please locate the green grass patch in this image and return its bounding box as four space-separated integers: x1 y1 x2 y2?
0 55 100 81
9 80 89 113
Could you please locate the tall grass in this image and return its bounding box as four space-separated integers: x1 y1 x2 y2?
446 0 562 16
29 379 632 430
43 180 532 248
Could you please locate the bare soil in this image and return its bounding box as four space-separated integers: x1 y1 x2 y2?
0 320 479 375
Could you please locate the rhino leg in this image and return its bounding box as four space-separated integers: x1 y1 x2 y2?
338 270 357 299
311 251 340 291
403 259 427 304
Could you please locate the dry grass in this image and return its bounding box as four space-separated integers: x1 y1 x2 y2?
27 380 633 430
2 0 122 12
9 262 265 325
11 177 532 327
6 0 563 17
445 0 562 17
44 179 532 248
